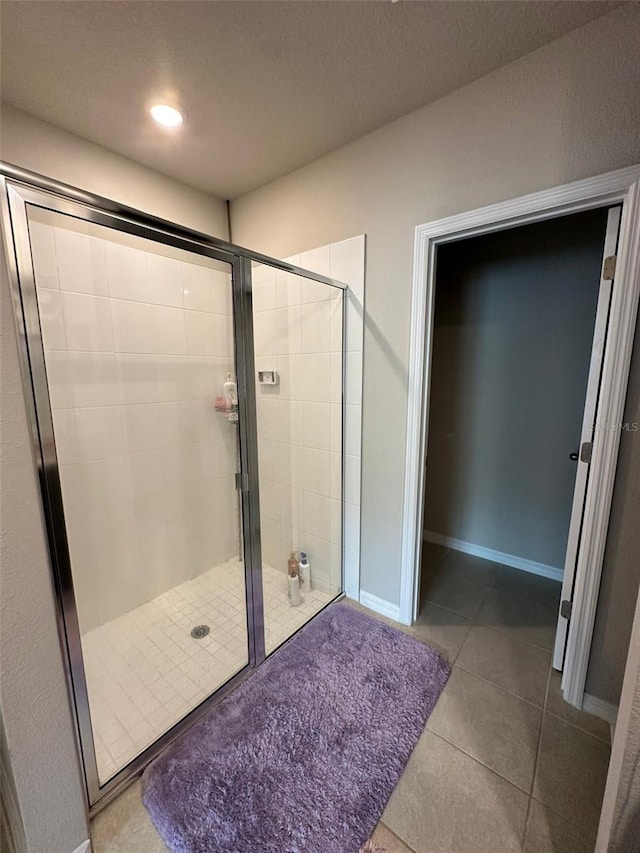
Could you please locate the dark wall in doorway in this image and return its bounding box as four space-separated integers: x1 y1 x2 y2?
424 208 608 572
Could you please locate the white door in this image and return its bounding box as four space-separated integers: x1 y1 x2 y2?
553 205 622 671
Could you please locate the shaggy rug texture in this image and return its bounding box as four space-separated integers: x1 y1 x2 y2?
142 602 450 853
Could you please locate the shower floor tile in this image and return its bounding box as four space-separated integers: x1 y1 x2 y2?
81 560 333 783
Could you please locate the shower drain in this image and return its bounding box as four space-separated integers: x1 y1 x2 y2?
190 624 211 639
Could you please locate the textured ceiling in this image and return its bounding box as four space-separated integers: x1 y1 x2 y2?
1 1 620 199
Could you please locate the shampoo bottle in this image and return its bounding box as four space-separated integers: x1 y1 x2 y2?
299 552 311 593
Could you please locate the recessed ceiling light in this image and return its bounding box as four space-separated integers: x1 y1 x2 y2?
150 103 185 128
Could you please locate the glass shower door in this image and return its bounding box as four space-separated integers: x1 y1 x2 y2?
25 205 252 787
251 263 344 654
4 169 347 810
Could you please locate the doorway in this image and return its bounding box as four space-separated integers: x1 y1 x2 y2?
404 202 627 847
1 168 346 810
400 166 640 711
419 206 618 677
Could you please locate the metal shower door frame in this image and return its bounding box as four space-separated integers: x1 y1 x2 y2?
0 162 347 812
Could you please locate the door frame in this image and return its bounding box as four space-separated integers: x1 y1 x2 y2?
0 162 347 812
400 164 640 709
552 205 621 671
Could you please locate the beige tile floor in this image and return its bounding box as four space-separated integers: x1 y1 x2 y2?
92 545 611 852
370 544 611 853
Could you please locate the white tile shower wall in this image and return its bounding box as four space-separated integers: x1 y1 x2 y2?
29 219 239 634
253 236 364 598
330 237 364 599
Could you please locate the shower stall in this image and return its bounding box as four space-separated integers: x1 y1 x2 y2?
0 164 346 810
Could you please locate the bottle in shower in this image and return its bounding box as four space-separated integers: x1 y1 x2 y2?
288 552 301 606
299 552 311 593
223 373 238 407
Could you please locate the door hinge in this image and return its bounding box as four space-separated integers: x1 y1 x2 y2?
235 472 249 492
580 441 593 464
560 599 572 620
602 255 617 281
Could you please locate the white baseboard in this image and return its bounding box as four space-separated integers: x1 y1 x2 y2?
423 530 563 583
344 549 360 601
71 841 91 853
359 590 402 623
582 692 619 727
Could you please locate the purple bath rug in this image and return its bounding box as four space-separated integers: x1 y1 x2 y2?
142 602 450 853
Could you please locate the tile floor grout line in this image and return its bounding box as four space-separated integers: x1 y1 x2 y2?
425 585 489 607
426 558 561 599
525 791 602 837
416 597 474 624
424 727 536 798
449 639 469 667
449 662 547 711
543 654 611 742
378 819 419 853
520 661 554 848
478 579 561 609
522 746 606 844
422 562 560 602
420 598 558 655
444 614 476 663
462 621 553 658
425 729 534 829
453 660 547 711
543 707 612 744
434 558 555 849
470 616 556 654
420 543 451 571
414 552 606 850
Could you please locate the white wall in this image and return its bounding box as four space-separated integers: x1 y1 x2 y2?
231 6 640 702
0 108 227 853
30 212 237 634
424 210 607 575
1 103 229 238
